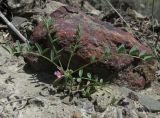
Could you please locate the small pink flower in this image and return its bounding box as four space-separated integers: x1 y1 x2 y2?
54 70 63 79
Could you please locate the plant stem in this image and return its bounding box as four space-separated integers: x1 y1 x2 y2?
47 29 64 71
105 0 141 45
72 57 104 74
67 41 79 70
81 77 102 85
105 0 131 33
67 50 74 70
21 52 60 68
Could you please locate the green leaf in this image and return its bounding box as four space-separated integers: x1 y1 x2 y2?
51 38 58 44
87 73 92 79
82 88 91 97
90 55 96 62
79 70 83 77
42 16 53 30
143 55 154 61
42 48 50 55
74 44 80 50
15 40 21 52
10 46 17 53
94 76 99 82
25 41 31 51
35 43 43 55
2 45 12 54
100 79 103 84
50 49 54 62
117 44 125 53
56 49 63 55
157 56 160 63
77 78 82 83
47 16 53 25
75 25 81 41
53 55 61 61
30 46 35 51
104 46 110 56
129 46 138 56
139 51 147 59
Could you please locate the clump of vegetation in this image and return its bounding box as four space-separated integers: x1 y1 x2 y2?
2 16 155 98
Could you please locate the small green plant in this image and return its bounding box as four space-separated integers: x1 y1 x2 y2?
2 16 155 97
116 45 154 61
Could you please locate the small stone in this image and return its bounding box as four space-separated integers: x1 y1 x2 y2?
43 1 66 14
75 98 94 113
127 9 146 19
83 1 101 16
121 87 160 112
91 113 98 118
103 106 118 118
12 16 28 28
71 111 81 118
117 98 129 107
121 108 139 118
127 92 139 101
7 0 34 14
156 70 160 77
0 70 6 75
62 96 72 105
92 91 113 112
137 112 148 118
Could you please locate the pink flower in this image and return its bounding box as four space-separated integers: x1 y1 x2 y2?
54 70 63 79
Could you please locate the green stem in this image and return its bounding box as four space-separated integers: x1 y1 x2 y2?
47 30 64 71
81 77 102 85
72 57 104 74
67 41 79 70
67 51 74 70
17 51 60 68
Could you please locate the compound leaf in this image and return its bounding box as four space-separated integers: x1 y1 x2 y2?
35 43 43 55
117 44 126 53
143 55 154 61
129 46 138 56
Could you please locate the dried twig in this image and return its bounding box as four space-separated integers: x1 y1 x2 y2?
105 0 132 31
105 0 146 44
151 0 157 47
0 25 7 29
0 11 28 42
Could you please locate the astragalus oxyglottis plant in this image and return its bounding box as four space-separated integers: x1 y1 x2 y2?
2 16 155 98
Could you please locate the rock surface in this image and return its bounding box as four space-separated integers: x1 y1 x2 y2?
88 0 160 21
42 1 66 14
121 87 160 112
6 0 45 15
30 6 156 89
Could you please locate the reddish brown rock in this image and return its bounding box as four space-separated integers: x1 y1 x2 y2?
29 6 156 89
